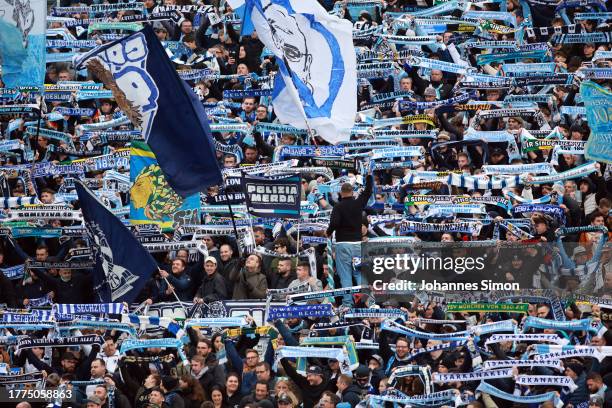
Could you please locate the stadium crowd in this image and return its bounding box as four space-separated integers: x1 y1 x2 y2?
0 0 611 407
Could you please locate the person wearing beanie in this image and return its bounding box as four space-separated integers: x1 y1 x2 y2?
565 361 589 406
367 356 385 390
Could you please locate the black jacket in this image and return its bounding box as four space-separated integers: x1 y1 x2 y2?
340 384 362 407
196 271 229 302
30 269 93 303
326 175 373 242
281 359 330 408
0 272 17 307
217 258 240 294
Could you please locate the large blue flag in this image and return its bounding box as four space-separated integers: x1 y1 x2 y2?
75 180 158 304
75 26 222 197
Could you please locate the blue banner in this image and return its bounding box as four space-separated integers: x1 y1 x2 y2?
75 180 158 303
241 173 302 219
75 26 222 197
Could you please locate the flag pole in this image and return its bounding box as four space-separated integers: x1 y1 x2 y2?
295 218 301 256
31 94 44 164
223 176 242 258
161 273 190 317
280 56 319 147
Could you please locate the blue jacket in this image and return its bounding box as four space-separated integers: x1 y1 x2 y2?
163 272 193 301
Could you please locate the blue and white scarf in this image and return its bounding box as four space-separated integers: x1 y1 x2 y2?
485 333 568 345
533 345 612 362
184 317 248 328
433 368 513 382
476 381 558 404
482 162 555 175
0 264 24 280
522 317 599 334
274 346 351 374
515 375 577 391
53 303 127 315
482 358 562 371
120 338 188 363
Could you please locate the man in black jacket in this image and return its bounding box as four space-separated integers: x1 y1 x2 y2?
336 375 361 408
279 363 330 408
30 267 93 303
194 257 228 303
326 174 373 306
0 270 17 307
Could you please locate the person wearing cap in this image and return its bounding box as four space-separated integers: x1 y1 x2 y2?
423 85 438 103
368 355 383 372
86 395 103 408
573 245 589 263
24 347 78 376
489 147 508 165
194 256 228 303
409 68 452 100
279 362 329 408
154 25 168 41
506 116 524 132
578 164 607 218
276 391 298 408
353 364 375 396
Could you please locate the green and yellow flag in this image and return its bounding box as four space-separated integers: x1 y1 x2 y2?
130 141 200 231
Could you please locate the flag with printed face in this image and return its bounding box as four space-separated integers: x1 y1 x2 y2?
75 26 222 197
0 0 46 88
226 0 357 144
75 180 158 303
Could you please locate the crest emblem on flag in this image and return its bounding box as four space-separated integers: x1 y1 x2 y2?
84 220 138 301
81 32 160 140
